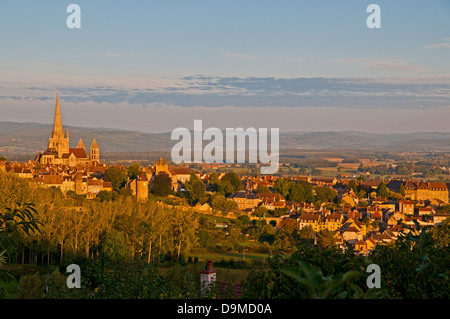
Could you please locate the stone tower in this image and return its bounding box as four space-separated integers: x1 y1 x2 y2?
90 138 100 163
155 157 169 174
136 171 149 201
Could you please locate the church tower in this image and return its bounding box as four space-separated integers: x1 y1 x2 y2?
90 138 100 163
48 93 69 159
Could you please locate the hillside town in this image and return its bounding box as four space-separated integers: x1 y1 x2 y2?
2 153 449 256
1 95 448 259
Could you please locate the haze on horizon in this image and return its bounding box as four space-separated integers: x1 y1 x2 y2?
1 0 450 134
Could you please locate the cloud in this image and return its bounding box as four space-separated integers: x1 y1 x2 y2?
339 58 428 72
420 38 450 50
3 76 450 109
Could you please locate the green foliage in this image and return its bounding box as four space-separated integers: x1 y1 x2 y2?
274 178 291 199
315 186 338 203
102 229 132 261
288 181 314 203
377 181 388 199
97 190 113 202
316 229 337 249
399 183 405 197
256 185 270 194
0 202 41 237
347 180 358 193
430 217 450 248
242 247 386 299
211 195 238 210
152 172 172 197
104 166 126 191
281 260 362 299
221 172 242 192
253 206 268 217
126 163 141 180
17 272 44 299
41 267 76 299
368 220 450 298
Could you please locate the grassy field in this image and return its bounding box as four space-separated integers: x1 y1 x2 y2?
190 251 270 265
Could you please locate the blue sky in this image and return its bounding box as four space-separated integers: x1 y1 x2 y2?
0 0 450 133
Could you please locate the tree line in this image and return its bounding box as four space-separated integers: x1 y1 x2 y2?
0 171 199 266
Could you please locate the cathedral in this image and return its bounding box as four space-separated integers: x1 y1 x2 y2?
35 94 100 166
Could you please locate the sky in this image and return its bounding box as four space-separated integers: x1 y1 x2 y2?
0 0 450 134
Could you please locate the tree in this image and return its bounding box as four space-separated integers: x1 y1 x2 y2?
431 217 450 248
97 190 113 202
253 206 268 217
316 229 337 249
280 260 362 299
297 225 316 246
208 173 220 192
274 178 291 199
211 195 237 210
152 172 172 197
126 163 141 180
217 180 235 197
256 185 270 194
315 187 338 203
399 183 405 197
377 182 388 199
189 180 207 204
102 229 132 261
289 181 314 203
347 180 358 193
221 172 242 192
278 218 297 234
104 166 126 191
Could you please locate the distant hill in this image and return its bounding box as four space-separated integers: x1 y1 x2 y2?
0 122 173 155
1 121 450 155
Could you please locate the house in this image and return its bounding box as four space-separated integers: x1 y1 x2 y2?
127 171 149 201
257 192 285 210
404 181 449 203
297 213 321 231
387 211 406 226
341 227 363 244
355 238 375 253
341 217 367 236
433 214 449 225
418 206 434 216
341 193 358 207
325 213 343 231
151 157 196 191
227 190 259 211
399 200 415 215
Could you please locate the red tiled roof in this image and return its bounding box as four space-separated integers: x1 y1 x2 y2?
69 148 88 159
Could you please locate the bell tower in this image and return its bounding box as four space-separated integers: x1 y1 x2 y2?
90 138 100 163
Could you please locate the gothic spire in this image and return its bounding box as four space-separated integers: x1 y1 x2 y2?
52 93 64 139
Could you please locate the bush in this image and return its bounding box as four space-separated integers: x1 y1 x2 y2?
17 272 44 299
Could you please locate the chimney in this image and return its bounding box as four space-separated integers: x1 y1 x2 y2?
200 260 216 296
